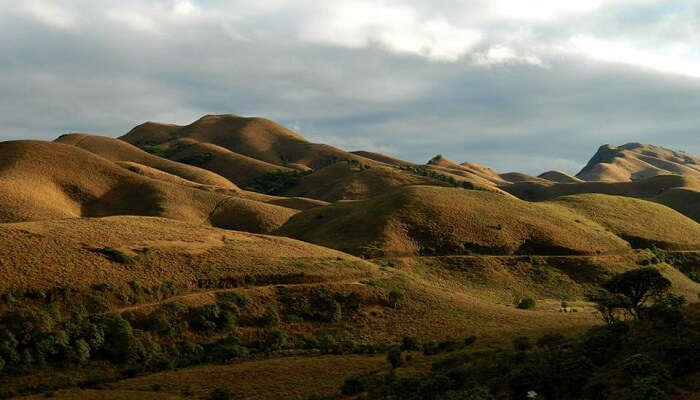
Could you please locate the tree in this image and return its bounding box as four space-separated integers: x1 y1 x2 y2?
602 268 671 319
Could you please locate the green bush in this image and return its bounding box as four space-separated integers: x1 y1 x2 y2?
97 247 134 264
516 298 536 310
263 329 287 352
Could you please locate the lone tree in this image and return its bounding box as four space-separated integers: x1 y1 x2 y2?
590 268 671 323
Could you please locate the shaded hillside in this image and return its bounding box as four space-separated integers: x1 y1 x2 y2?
277 185 632 257
351 151 416 167
502 175 700 222
283 161 444 202
538 170 584 183
55 134 236 189
499 172 550 184
157 138 297 185
576 143 700 182
0 141 295 233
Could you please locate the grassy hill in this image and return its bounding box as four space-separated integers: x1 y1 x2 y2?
120 114 378 171
0 141 295 233
55 134 236 189
502 175 700 222
277 185 633 257
552 194 700 249
576 143 700 182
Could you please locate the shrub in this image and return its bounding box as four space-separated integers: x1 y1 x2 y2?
262 306 280 326
401 336 420 351
432 351 473 371
341 374 383 395
516 298 536 310
216 291 250 307
512 337 532 352
84 294 112 313
387 347 404 369
209 387 231 400
263 329 287 352
536 333 566 349
98 247 134 264
388 289 404 308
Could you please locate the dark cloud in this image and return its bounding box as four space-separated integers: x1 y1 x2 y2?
0 0 698 175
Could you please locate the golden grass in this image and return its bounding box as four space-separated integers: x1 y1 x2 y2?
16 389 185 400
55 133 236 189
576 143 700 182
285 162 441 201
502 174 700 222
0 216 378 292
164 138 297 184
120 114 379 171
553 194 700 249
277 185 631 257
0 141 296 233
538 170 584 183
113 354 387 400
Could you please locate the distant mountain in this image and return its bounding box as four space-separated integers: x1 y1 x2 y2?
576 143 700 182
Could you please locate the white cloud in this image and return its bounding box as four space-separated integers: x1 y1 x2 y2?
474 45 545 67
299 2 482 61
567 35 700 79
106 8 158 33
21 1 75 29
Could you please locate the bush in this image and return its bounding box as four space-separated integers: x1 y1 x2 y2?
263 329 287 352
387 347 404 369
341 373 383 395
262 306 280 326
209 387 231 400
97 247 134 264
216 291 250 307
512 337 532 352
516 298 536 310
401 336 419 351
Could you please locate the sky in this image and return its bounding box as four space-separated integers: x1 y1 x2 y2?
1 0 699 175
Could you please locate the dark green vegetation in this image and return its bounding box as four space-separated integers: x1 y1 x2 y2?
243 170 309 195
324 268 700 400
0 282 397 398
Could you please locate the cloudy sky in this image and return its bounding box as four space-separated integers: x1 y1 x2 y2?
1 0 699 174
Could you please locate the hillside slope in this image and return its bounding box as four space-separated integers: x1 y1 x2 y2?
121 114 379 171
553 194 700 249
502 175 700 222
55 134 236 189
277 185 633 257
0 141 295 233
576 143 700 182
0 216 376 292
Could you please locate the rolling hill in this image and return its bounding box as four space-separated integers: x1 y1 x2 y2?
502 175 700 222
576 143 700 182
278 185 700 257
54 133 237 189
277 185 635 257
120 114 377 171
0 140 295 233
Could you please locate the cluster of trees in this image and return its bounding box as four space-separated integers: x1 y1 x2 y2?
398 165 476 190
325 267 699 400
243 170 309 195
